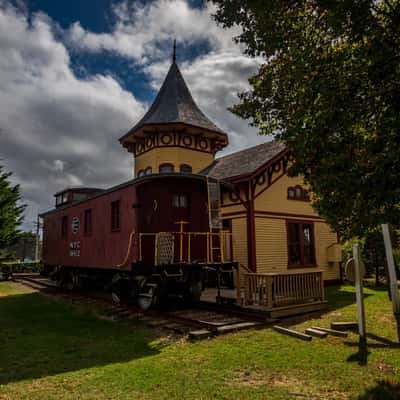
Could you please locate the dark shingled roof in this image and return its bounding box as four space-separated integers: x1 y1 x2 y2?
120 61 226 141
204 141 287 180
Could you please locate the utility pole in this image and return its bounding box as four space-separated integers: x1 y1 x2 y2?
35 215 40 261
382 224 400 342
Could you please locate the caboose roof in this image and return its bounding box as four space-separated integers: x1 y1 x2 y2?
40 173 215 217
119 60 227 144
54 187 104 196
203 141 288 181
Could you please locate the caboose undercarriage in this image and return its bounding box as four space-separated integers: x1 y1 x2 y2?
45 261 238 310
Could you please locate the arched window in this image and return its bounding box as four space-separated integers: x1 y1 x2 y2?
159 163 174 173
180 164 192 173
137 169 145 178
145 166 152 175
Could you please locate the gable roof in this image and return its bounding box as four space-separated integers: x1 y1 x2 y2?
119 61 227 142
203 141 287 181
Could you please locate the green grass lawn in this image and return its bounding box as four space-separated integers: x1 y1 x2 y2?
0 281 399 400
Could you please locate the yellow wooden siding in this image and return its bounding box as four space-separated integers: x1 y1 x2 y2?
254 174 318 216
255 217 340 280
230 217 248 269
135 146 214 176
255 218 287 273
314 222 341 280
221 203 246 215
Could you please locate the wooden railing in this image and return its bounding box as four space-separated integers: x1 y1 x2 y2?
242 270 324 309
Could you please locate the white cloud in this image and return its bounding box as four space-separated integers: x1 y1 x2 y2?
0 3 145 229
67 0 268 154
0 0 268 232
67 0 239 62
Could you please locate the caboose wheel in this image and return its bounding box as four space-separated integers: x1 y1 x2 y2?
188 280 203 302
137 278 159 310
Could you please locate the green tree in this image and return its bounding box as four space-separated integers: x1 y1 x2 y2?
211 0 400 239
0 165 25 249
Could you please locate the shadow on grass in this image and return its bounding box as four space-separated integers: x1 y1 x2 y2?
358 380 400 400
347 337 370 366
325 285 372 312
0 292 164 385
345 332 400 366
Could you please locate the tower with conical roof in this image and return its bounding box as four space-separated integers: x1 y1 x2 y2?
119 43 228 177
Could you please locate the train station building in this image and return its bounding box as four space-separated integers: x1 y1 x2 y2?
118 52 342 285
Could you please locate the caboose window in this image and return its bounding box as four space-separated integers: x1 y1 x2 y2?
159 163 174 173
172 194 188 208
61 216 68 239
84 209 92 235
111 200 120 231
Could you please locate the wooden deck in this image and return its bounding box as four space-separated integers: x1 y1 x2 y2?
201 270 327 317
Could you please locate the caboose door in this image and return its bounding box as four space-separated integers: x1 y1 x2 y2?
171 193 190 222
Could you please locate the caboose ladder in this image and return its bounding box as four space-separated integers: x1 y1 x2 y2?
207 177 222 263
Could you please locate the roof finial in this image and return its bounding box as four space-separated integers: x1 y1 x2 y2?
172 39 176 63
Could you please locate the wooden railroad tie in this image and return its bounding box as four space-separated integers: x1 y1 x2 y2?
305 328 328 338
312 326 348 338
331 321 358 331
188 329 213 341
273 325 312 341
216 321 261 334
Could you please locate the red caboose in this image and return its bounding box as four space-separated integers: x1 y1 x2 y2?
41 174 235 308
41 49 237 308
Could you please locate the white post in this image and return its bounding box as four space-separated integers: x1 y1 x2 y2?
353 244 366 345
381 224 400 342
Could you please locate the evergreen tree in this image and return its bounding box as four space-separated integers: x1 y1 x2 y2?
0 165 25 249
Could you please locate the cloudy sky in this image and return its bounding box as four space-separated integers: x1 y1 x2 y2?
0 0 267 231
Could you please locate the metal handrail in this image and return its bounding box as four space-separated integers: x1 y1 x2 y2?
139 230 233 265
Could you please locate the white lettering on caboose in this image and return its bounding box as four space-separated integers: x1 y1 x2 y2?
69 241 81 257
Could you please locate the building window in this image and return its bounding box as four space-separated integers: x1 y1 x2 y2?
180 164 192 173
111 200 120 231
159 163 174 173
287 185 310 201
145 166 152 175
61 216 68 239
138 169 145 178
84 209 92 235
287 221 315 267
172 193 188 208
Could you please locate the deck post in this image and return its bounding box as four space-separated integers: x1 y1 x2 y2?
236 266 241 306
267 275 273 309
319 271 325 301
382 223 400 342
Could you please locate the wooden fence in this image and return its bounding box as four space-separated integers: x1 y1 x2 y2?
242 270 324 309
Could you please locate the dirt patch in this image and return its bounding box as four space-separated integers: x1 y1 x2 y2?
372 360 396 374
225 369 348 399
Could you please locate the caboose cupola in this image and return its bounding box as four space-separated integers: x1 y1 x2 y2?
119 43 228 177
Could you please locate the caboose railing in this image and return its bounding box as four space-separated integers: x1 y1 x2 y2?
242 270 324 309
139 230 234 265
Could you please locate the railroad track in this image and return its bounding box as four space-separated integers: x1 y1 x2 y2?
12 273 274 340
